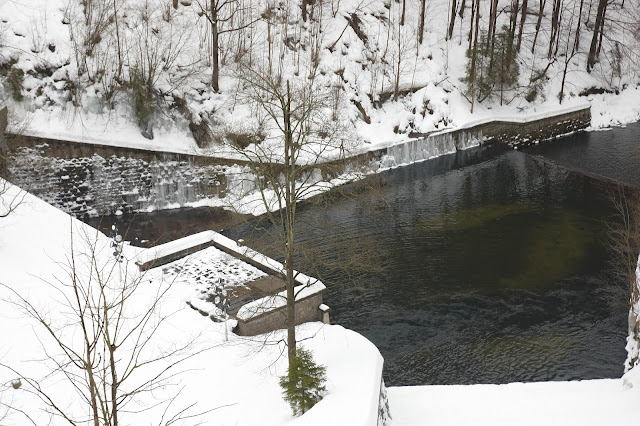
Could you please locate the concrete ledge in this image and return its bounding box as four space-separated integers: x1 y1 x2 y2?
135 230 216 270
372 104 592 167
235 291 326 336
134 230 328 336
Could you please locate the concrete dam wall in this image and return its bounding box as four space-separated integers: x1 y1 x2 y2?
3 105 591 218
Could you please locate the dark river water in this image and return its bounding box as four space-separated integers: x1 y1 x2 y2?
87 124 640 386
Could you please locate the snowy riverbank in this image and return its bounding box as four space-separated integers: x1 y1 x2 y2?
10 89 640 161
388 368 640 426
0 180 384 425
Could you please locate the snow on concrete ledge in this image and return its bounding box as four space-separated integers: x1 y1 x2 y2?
388 368 640 426
291 324 385 426
134 230 216 269
135 230 327 321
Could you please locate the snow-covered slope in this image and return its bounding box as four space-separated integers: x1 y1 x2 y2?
388 368 640 426
0 0 638 158
0 180 385 425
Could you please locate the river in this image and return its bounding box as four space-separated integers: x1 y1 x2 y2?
86 124 639 386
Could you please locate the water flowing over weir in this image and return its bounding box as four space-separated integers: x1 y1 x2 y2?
6 107 635 387
5 144 254 217
381 129 483 168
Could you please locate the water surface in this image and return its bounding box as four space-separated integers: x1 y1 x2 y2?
224 145 628 386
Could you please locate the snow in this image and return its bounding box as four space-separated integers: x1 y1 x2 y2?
3 174 640 425
625 258 640 372
0 180 383 425
589 87 640 129
134 229 217 267
23 108 201 156
388 369 640 426
2 0 640 421
2 0 639 165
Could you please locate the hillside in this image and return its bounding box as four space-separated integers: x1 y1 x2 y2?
0 0 639 158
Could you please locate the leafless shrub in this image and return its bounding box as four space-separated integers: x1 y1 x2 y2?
0 224 214 425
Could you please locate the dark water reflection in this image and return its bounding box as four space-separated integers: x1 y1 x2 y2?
524 121 640 187
224 145 629 386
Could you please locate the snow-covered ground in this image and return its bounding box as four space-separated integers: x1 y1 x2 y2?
0 180 384 425
2 0 640 423
388 368 640 426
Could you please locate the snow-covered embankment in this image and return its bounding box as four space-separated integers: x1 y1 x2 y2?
0 180 387 425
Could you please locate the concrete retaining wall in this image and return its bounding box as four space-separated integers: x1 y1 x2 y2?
467 105 591 144
5 143 233 217
235 292 325 336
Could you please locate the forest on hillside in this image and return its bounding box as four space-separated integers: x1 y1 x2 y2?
0 0 638 146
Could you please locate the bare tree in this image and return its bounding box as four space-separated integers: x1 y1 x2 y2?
196 0 259 92
587 0 609 72
469 0 481 112
558 0 580 103
0 224 213 425
548 0 562 59
516 0 528 51
447 0 458 40
0 180 24 219
126 0 193 138
531 0 547 54
607 186 640 371
227 60 361 370
418 0 427 44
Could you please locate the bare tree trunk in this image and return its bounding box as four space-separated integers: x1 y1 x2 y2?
302 0 309 22
447 0 458 40
596 5 607 57
113 0 123 79
401 0 406 25
487 0 499 74
587 0 607 72
532 0 547 54
516 0 528 52
267 20 273 75
394 20 401 101
470 0 481 113
418 0 426 44
548 0 561 58
510 0 520 36
211 0 220 92
559 59 569 103
173 0 178 8
283 80 297 367
574 0 584 51
487 0 499 50
468 0 476 50
70 250 100 426
459 0 466 18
